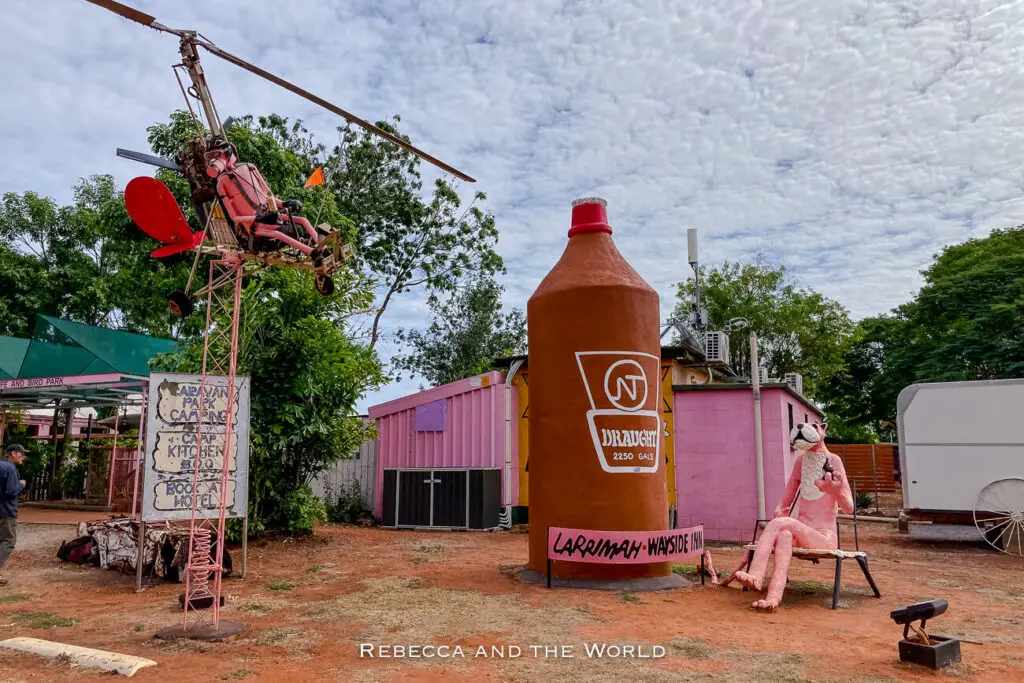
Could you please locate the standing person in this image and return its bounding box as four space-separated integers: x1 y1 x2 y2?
0 444 27 586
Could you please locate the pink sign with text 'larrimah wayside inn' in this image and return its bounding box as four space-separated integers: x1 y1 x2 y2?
547 525 704 564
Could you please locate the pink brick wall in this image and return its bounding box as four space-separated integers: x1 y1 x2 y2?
673 388 821 541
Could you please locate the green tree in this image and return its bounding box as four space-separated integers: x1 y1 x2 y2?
902 226 1024 379
145 112 503 349
153 267 384 532
391 276 527 386
820 226 1024 436
673 256 853 398
326 116 504 348
0 176 191 337
817 316 909 440
0 245 49 337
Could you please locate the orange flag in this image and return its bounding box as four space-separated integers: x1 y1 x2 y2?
303 166 325 188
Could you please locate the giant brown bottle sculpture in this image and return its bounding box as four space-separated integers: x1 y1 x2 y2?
527 197 670 581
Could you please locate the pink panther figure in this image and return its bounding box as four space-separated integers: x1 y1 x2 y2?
721 422 853 610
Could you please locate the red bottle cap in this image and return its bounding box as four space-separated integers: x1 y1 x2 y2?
569 196 612 237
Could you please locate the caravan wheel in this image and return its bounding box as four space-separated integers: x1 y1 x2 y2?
973 477 1024 555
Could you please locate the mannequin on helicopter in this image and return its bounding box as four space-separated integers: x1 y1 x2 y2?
202 138 322 252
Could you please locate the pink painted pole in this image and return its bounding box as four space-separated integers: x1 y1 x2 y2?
131 390 148 520
211 264 242 627
107 409 120 508
183 260 219 631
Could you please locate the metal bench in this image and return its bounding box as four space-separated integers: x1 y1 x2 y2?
739 501 882 609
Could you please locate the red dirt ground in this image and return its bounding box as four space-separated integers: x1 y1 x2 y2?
0 518 1021 682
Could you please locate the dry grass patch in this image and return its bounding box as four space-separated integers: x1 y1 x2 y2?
973 587 1024 603
237 595 292 614
153 638 216 655
940 662 978 679
920 578 967 590
0 594 33 604
305 577 820 683
12 611 78 629
252 627 320 648
498 644 808 683
303 575 600 644
942 617 1023 644
338 664 405 683
667 638 717 660
417 542 444 553
893 660 975 680
786 580 873 597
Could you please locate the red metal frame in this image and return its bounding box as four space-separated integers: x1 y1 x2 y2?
182 255 244 631
130 389 148 519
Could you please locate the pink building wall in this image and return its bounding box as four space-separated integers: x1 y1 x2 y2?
673 386 822 541
14 415 103 439
367 371 518 520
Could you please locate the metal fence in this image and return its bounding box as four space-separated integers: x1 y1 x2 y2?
22 444 137 506
310 437 375 509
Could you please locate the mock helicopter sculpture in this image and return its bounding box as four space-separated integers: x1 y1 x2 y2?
87 0 475 318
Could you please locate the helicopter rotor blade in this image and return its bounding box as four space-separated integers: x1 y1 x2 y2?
117 148 183 172
195 38 476 183
83 0 476 183
83 0 181 36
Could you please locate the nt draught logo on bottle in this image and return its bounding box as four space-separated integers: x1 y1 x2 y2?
575 351 661 474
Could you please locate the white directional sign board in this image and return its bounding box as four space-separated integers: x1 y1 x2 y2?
141 372 251 522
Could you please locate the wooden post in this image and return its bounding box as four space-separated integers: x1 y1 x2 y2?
47 400 62 500
135 519 146 592
49 405 73 500
83 415 93 497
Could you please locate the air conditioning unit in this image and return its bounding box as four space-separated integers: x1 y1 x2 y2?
703 331 729 364
784 373 804 395
758 367 769 385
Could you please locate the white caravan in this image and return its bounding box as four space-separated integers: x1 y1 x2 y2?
897 378 1024 555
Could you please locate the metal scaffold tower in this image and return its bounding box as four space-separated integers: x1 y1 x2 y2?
180 256 244 637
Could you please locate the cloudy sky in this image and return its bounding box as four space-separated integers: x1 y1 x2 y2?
5 0 1024 411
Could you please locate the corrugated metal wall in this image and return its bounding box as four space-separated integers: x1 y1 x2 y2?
369 372 511 520
310 437 376 509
